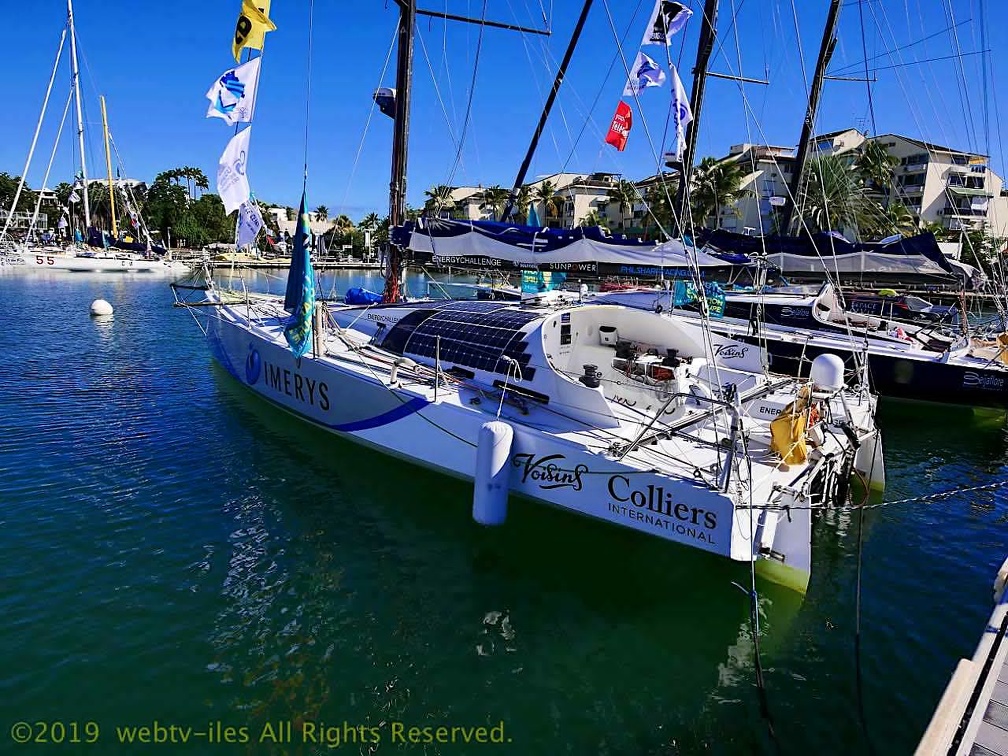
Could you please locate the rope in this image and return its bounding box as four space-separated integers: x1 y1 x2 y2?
738 477 1008 512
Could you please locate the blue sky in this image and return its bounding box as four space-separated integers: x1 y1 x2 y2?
0 0 1003 221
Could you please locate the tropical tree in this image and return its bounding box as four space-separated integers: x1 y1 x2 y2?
642 181 675 239
606 179 638 231
854 141 898 204
796 153 882 237
0 172 38 214
424 185 454 217
578 210 607 229
481 185 509 221
334 214 353 235
514 185 531 224
689 157 746 230
315 205 329 222
534 181 557 223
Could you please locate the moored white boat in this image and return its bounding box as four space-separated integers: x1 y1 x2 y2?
195 289 884 593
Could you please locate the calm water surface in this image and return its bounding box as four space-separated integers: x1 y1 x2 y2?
0 269 1005 755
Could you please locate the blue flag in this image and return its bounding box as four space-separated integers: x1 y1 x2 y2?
283 189 316 358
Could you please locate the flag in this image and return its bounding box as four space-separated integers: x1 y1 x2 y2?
236 199 264 247
206 57 262 125
641 0 693 47
669 64 693 162
69 190 80 203
623 52 666 97
217 127 252 214
527 203 541 227
373 87 396 119
233 0 276 62
283 190 316 358
605 101 633 151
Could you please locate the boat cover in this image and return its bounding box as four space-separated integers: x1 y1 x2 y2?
395 219 731 268
697 229 955 278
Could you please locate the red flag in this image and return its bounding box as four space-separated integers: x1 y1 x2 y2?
605 101 632 151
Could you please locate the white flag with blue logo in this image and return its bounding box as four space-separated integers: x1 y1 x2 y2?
236 199 264 248
217 127 252 214
623 52 667 97
669 64 693 162
206 57 261 126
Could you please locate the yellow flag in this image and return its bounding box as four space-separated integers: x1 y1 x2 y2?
233 0 276 62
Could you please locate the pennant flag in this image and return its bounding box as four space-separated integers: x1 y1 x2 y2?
642 0 693 47
233 0 276 62
283 190 316 358
236 199 264 247
623 52 667 97
217 127 252 214
670 65 693 162
605 101 633 151
206 57 262 125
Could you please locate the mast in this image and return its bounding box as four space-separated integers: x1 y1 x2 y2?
382 0 416 303
501 0 594 222
100 96 118 238
779 0 842 236
673 0 719 231
68 0 90 229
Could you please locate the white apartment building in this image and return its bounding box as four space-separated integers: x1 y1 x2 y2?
265 206 337 239
710 129 1008 239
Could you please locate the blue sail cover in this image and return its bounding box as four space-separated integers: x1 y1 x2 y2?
697 229 955 278
394 218 736 274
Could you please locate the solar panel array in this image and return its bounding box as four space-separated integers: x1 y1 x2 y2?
381 301 539 380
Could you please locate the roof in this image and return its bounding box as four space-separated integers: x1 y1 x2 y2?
872 133 988 160
947 186 991 198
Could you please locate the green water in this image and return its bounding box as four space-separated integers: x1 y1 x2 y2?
0 270 1005 755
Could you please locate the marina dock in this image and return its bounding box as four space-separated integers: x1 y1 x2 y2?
917 558 1008 755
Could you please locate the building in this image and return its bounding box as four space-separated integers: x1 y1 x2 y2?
264 206 336 239
705 129 1008 241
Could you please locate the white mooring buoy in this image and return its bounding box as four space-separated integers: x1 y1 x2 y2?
90 299 113 317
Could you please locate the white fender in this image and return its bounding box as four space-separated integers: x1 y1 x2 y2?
472 421 514 526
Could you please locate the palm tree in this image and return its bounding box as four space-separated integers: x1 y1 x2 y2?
423 185 454 217
315 205 329 222
796 153 882 237
606 179 638 231
334 214 353 235
689 157 747 230
481 185 509 221
193 169 209 199
514 185 531 224
578 210 607 229
642 182 675 239
534 181 557 224
854 141 898 206
360 212 379 229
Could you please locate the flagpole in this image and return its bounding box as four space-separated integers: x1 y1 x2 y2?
673 0 718 232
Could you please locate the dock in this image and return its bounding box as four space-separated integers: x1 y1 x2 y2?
917 557 1008 755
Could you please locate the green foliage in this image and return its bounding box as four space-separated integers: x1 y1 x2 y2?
534 181 557 221
481 185 509 221
0 172 38 213
689 157 746 230
605 179 638 230
423 185 454 217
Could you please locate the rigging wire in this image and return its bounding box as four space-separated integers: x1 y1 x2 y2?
303 0 315 185
337 25 398 219
443 0 489 189
857 0 877 136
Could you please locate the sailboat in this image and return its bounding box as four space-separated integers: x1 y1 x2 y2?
584 0 1008 409
1 0 188 275
177 0 885 594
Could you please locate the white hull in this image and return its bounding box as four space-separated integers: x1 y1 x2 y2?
16 249 188 274
199 293 885 593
